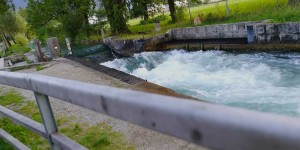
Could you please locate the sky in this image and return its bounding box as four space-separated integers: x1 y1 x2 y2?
13 0 27 9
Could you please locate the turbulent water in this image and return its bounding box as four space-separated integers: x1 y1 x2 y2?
101 50 300 117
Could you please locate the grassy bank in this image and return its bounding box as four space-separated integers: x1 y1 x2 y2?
121 0 298 39
0 44 31 57
0 89 135 149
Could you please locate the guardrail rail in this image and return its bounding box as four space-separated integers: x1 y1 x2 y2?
0 71 300 150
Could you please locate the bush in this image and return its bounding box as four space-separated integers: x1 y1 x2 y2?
10 44 31 54
198 13 207 22
176 6 187 22
36 65 45 71
15 34 29 46
139 15 166 25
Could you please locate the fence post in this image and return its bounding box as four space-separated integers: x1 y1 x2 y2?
34 92 61 150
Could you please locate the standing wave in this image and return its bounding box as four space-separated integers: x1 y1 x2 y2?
102 50 300 117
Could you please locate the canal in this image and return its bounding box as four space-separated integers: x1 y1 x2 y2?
101 50 300 117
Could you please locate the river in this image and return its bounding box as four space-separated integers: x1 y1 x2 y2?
102 50 300 117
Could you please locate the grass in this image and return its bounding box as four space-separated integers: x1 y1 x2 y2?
0 44 31 57
0 90 48 149
122 0 297 39
10 44 31 54
36 65 45 71
0 90 24 106
0 89 135 149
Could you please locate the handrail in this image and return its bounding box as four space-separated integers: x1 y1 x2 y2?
0 105 85 150
0 71 300 150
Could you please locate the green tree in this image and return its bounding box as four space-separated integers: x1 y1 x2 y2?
0 0 15 49
0 0 14 14
130 0 165 20
0 12 22 44
92 5 107 36
26 0 95 42
130 0 149 20
26 0 53 41
102 0 130 34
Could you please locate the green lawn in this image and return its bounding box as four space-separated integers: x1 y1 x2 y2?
123 0 295 39
0 90 135 149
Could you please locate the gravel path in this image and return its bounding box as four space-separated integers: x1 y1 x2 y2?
1 58 207 150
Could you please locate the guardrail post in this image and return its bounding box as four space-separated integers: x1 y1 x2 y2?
34 92 61 150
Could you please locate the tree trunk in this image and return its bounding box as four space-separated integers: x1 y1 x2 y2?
168 0 177 23
9 33 17 44
84 13 90 37
4 33 12 47
142 1 149 21
0 30 10 49
25 32 30 40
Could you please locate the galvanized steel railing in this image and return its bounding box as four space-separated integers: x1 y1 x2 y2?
0 71 300 150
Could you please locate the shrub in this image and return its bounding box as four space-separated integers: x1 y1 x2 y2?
176 6 187 22
15 34 28 46
36 65 45 71
139 15 166 25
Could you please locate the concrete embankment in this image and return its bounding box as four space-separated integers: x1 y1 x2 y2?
104 22 300 54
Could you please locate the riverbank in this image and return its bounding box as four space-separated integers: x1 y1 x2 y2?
0 58 206 150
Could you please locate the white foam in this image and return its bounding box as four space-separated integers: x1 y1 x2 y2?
102 50 300 117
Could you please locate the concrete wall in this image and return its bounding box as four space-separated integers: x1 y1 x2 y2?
104 22 300 54
254 23 300 43
171 22 249 40
104 37 148 56
144 34 172 51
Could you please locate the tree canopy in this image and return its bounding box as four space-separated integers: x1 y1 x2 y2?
26 0 96 42
0 0 14 14
0 0 16 49
23 0 192 42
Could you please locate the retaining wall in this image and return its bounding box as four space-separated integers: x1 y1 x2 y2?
171 22 248 40
255 23 300 43
104 22 300 54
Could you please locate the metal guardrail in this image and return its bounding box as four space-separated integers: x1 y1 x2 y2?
0 71 300 150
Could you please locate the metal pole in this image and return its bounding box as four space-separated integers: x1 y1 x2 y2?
188 0 193 25
226 0 231 16
143 16 145 40
34 92 61 150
